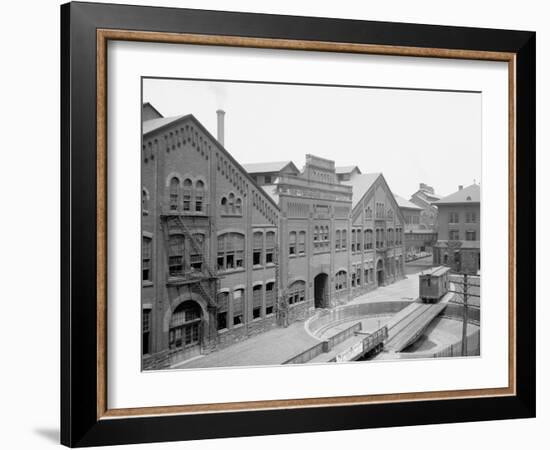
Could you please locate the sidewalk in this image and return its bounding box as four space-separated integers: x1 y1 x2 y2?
173 272 424 370
173 320 319 369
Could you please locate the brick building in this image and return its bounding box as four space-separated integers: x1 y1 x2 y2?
409 182 441 230
432 184 481 274
141 104 406 369
395 194 437 257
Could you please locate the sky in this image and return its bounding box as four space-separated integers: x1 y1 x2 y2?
143 78 481 198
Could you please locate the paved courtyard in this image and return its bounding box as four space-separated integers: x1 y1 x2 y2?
172 270 423 370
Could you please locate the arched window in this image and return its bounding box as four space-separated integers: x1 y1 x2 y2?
168 234 184 277
232 288 245 325
189 233 204 271
142 189 149 214
351 229 357 252
228 193 235 214
288 280 306 304
169 177 180 210
216 292 229 331
335 230 341 250
169 301 201 349
265 282 275 315
289 231 297 255
266 232 275 263
221 196 227 213
365 206 372 219
195 180 204 212
335 270 347 291
252 284 263 319
342 229 347 250
298 231 306 255
182 178 192 211
235 198 242 215
313 226 319 248
217 233 245 271
253 231 263 265
323 226 330 247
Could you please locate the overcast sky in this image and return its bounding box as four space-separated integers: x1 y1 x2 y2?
143 78 481 198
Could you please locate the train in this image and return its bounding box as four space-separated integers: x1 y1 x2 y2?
419 265 451 303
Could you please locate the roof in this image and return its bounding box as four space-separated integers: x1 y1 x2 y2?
340 173 380 207
142 113 280 212
420 266 450 277
261 184 279 204
335 165 362 175
142 115 187 135
411 190 442 201
433 184 480 205
394 194 423 210
241 161 299 174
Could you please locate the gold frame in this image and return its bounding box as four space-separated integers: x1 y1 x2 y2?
96 29 516 420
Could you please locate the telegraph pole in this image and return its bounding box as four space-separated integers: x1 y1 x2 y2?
461 273 468 356
446 272 480 357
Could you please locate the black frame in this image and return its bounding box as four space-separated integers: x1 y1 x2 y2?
61 1 535 447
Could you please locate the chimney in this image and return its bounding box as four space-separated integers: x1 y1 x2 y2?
216 109 225 146
458 185 463 190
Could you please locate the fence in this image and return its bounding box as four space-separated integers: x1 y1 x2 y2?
283 322 362 364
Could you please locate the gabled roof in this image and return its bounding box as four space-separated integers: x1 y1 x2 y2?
241 161 299 174
433 184 480 205
142 113 280 211
341 173 381 207
394 194 423 210
411 189 442 201
142 102 164 120
142 115 187 135
335 165 362 175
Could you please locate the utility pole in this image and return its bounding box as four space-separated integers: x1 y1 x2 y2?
446 272 480 357
461 273 468 356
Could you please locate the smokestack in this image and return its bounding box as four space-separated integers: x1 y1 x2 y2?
216 109 225 146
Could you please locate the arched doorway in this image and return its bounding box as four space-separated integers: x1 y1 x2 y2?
314 273 329 308
376 259 384 286
169 300 202 359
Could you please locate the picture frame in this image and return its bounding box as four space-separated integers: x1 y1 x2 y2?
60 1 536 447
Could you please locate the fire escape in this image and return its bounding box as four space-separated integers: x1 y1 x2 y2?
162 214 219 310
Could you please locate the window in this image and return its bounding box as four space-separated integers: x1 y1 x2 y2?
169 301 201 349
265 282 275 315
449 212 459 223
351 229 356 252
289 231 297 255
266 232 275 263
142 309 152 355
335 230 341 250
356 229 362 251
235 198 242 215
142 189 149 214
341 229 347 250
288 280 306 305
252 285 262 319
466 231 477 241
216 292 229 330
183 178 192 211
466 212 477 223
253 232 263 265
169 177 180 210
313 226 319 248
228 193 235 214
356 266 361 286
449 230 460 240
365 206 372 219
194 180 204 212
189 234 204 271
142 236 152 282
298 231 306 255
323 226 329 248
264 175 272 184
376 202 385 219
365 229 373 249
221 196 227 212
233 289 244 325
387 228 393 246
168 234 184 277
217 233 245 271
335 270 347 291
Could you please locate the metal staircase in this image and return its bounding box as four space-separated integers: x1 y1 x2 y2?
162 215 219 308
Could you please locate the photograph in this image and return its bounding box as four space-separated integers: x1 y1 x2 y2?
141 78 482 371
